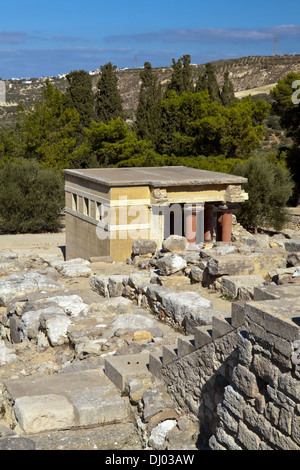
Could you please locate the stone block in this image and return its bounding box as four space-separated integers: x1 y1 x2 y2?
132 239 157 256
222 275 265 300
244 299 300 343
104 352 150 391
67 385 128 426
206 254 255 277
212 315 234 339
157 253 187 276
232 364 259 398
177 336 195 357
194 325 212 349
162 235 189 253
285 239 300 252
14 394 75 434
162 345 178 365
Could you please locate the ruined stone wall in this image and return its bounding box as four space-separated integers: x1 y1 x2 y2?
156 299 300 450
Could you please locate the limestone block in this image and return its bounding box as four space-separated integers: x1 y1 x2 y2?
160 290 212 325
157 253 187 276
0 272 65 306
287 252 300 267
67 385 128 426
162 235 189 253
285 239 300 252
148 420 177 450
206 254 255 277
108 275 129 297
132 239 157 256
221 274 265 300
14 394 75 434
60 264 93 278
249 249 286 276
232 364 259 398
46 315 73 347
241 234 270 250
81 297 133 317
89 274 110 297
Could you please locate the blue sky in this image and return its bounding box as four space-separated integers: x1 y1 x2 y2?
1 0 300 78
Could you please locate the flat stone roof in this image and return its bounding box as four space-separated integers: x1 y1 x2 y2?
64 166 247 188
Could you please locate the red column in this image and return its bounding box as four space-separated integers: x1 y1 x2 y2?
185 208 197 244
204 204 215 242
216 203 233 242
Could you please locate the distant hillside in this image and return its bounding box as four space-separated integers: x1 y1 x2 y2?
1 54 300 128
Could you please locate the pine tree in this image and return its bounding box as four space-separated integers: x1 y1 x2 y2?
134 62 162 145
95 62 124 123
165 54 193 96
195 63 221 103
63 70 95 128
220 71 235 107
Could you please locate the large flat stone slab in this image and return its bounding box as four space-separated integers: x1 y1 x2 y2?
105 352 151 391
4 369 128 434
222 275 265 300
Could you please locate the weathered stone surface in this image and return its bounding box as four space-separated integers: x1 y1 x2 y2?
35 295 87 317
109 314 158 334
287 252 300 267
0 273 65 306
232 364 259 398
14 394 76 433
60 264 93 278
132 239 157 256
221 275 265 300
241 234 270 250
148 419 177 450
285 239 300 252
89 274 110 297
45 315 73 347
206 254 255 277
190 266 204 283
250 249 286 276
157 253 187 275
160 291 212 325
162 235 189 253
0 437 36 450
0 340 17 365
81 297 133 317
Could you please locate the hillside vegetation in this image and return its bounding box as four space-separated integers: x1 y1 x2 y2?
0 54 299 233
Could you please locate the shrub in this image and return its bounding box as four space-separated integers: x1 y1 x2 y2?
0 159 65 233
234 155 294 232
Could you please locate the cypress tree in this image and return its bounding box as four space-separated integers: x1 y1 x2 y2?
166 54 193 96
95 62 124 123
221 71 235 107
134 62 162 145
63 70 95 129
195 63 221 103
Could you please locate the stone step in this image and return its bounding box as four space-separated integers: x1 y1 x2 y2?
212 314 234 339
194 325 213 348
177 336 195 357
4 369 129 435
162 344 178 365
104 351 151 391
148 350 163 376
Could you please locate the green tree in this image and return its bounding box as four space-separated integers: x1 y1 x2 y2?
0 159 64 233
134 62 162 145
270 73 300 201
234 155 294 232
165 54 194 96
63 70 95 129
84 118 160 167
220 72 235 107
95 62 124 123
195 63 221 103
158 91 269 158
12 80 80 170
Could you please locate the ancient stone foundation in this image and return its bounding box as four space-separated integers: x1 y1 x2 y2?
150 288 300 450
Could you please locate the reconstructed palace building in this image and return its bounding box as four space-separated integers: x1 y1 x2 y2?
64 166 248 262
